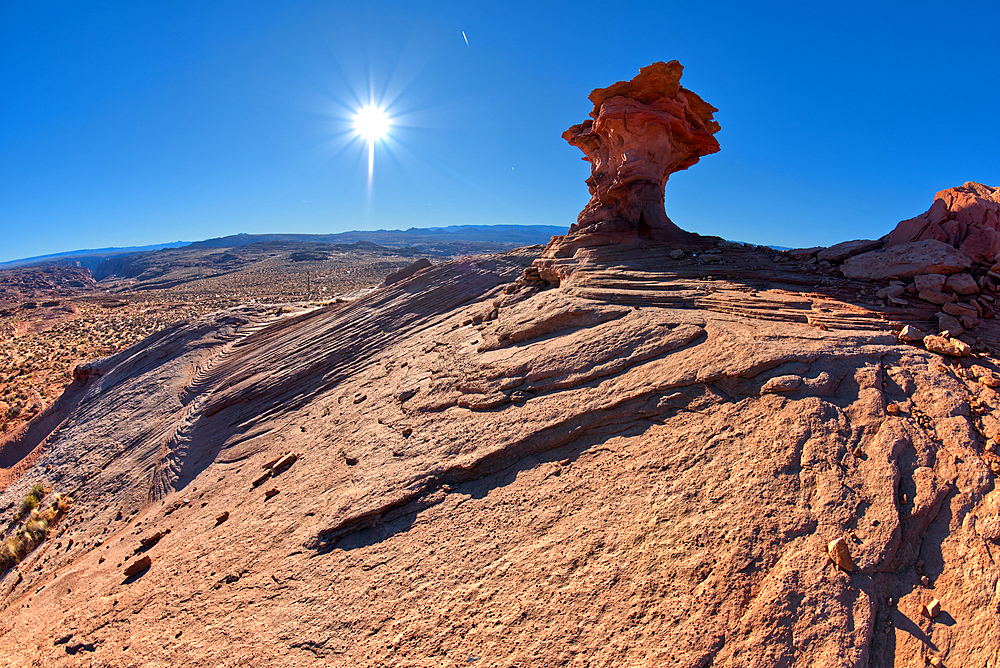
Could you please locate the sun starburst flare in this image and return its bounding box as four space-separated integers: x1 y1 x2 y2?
354 105 391 187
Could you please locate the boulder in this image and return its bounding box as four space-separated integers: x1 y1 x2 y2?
816 239 882 263
382 258 433 287
943 302 977 319
898 325 926 342
123 555 151 578
840 239 972 281
914 274 946 293
918 289 955 305
924 335 971 357
789 247 823 261
944 272 979 294
938 313 964 335
876 285 905 299
970 365 1000 388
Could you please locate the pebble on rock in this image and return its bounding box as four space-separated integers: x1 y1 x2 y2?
922 598 941 618
827 537 853 571
123 555 151 578
898 325 926 342
272 453 297 474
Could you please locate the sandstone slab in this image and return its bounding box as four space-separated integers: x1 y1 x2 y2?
945 272 979 294
840 239 972 280
816 239 882 263
914 274 946 293
919 289 955 305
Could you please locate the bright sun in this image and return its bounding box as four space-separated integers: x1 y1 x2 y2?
354 105 390 142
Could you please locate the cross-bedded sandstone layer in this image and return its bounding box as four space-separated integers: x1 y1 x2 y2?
0 243 997 667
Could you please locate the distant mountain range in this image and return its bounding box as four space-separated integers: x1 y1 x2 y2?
0 225 567 270
0 241 192 270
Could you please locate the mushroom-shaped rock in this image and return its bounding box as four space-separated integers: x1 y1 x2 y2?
562 60 720 244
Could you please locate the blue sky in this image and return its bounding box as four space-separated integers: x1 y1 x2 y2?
2 0 999 261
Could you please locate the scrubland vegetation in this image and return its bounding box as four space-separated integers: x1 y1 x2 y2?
0 482 71 572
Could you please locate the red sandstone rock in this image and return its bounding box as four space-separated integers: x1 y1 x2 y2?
123 555 151 578
945 272 979 295
1 244 998 667
827 537 853 571
885 182 1000 263
923 334 971 356
382 258 432 286
816 239 883 263
562 61 720 245
840 239 972 280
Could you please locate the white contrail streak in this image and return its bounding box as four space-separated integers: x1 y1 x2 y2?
462 31 469 46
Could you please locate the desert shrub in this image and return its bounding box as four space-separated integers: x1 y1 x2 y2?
18 484 45 517
54 494 71 513
0 485 70 574
24 518 47 542
19 494 38 516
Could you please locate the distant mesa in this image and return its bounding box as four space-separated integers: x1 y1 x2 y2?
563 60 720 245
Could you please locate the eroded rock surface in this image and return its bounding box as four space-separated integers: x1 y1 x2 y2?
886 182 1000 263
841 239 973 281
0 241 997 668
555 61 720 251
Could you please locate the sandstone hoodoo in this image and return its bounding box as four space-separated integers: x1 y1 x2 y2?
532 61 721 285
562 60 719 245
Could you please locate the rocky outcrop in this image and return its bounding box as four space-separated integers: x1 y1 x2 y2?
382 258 432 286
530 61 721 285
563 60 720 243
816 239 883 263
840 239 972 280
1 239 998 668
885 182 1000 263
